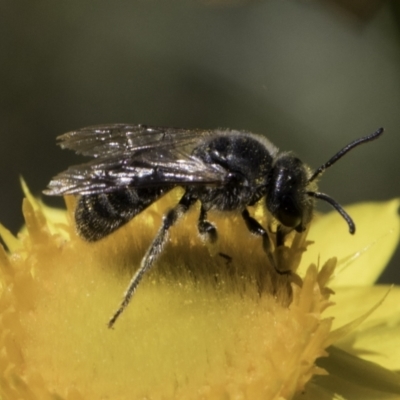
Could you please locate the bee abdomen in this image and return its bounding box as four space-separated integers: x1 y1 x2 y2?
75 187 170 241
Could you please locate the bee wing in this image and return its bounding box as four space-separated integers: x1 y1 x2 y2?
56 124 215 156
45 124 229 196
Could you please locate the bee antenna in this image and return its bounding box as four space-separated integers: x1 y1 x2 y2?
308 127 384 183
307 191 355 234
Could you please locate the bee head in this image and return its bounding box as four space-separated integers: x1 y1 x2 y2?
266 127 384 235
266 153 313 233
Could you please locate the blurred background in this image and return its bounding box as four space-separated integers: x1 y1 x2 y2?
1 0 399 282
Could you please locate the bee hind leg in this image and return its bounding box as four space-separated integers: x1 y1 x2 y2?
108 191 196 328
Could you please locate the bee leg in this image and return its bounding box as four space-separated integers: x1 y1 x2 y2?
276 225 286 247
218 252 232 265
197 205 218 257
198 205 218 250
108 191 196 328
241 208 271 253
241 209 289 275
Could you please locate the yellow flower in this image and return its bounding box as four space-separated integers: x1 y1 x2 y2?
0 181 399 400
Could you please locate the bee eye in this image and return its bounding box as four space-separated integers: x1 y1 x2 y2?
275 194 302 229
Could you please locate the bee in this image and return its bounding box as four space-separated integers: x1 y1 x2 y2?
44 125 384 327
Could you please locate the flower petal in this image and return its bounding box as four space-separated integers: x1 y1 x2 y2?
18 177 71 239
298 346 400 400
327 286 400 371
300 200 400 286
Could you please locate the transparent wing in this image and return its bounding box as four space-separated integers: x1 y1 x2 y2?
45 124 230 196
57 124 217 156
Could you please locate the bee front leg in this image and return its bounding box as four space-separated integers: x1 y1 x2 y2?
108 191 196 328
276 225 287 247
241 208 271 254
241 208 289 276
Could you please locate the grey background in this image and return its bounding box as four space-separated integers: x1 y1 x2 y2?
1 0 399 282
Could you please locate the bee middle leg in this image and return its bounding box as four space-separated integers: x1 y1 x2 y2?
108 191 196 328
198 206 218 243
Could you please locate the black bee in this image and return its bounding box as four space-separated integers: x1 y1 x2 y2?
44 125 384 327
